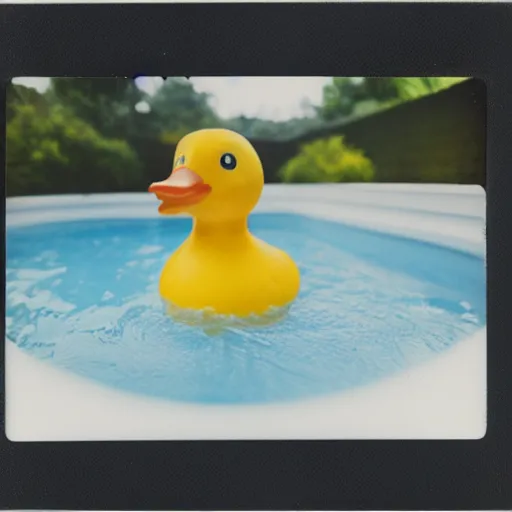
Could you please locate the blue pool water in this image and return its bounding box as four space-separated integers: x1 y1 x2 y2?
6 213 486 405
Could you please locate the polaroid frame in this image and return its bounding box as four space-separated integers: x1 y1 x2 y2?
0 3 511 510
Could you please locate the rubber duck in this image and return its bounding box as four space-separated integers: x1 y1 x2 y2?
149 128 300 317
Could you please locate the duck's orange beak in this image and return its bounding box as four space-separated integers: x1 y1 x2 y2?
149 167 211 214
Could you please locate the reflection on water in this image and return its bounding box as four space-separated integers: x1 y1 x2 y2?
164 301 292 336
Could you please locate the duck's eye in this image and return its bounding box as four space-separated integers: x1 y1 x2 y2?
175 155 185 167
220 153 237 171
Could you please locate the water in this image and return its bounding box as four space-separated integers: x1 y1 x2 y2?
5 213 486 405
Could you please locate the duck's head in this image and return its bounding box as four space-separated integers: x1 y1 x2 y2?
149 129 264 222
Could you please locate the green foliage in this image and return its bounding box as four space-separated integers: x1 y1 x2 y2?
279 136 375 183
320 78 370 120
319 77 467 121
148 78 219 135
6 84 47 122
6 94 143 196
51 77 223 144
5 78 224 197
223 115 324 140
50 77 145 138
392 77 466 101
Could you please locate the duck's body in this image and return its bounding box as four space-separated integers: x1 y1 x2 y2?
149 128 300 317
160 220 300 316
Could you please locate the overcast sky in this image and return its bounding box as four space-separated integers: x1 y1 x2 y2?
12 76 331 122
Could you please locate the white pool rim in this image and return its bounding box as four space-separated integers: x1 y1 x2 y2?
5 184 487 441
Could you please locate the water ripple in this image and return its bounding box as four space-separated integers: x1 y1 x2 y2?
5 215 485 404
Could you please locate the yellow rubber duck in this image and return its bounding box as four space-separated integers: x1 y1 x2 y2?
149 128 300 317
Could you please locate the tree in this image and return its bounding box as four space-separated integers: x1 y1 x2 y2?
6 86 143 196
6 83 47 122
391 77 466 101
223 114 324 141
319 78 370 120
49 77 223 146
149 78 220 141
318 77 467 121
50 77 148 139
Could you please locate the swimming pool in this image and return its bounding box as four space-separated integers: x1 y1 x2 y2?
5 184 487 439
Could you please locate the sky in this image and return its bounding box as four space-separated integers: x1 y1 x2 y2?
12 76 331 122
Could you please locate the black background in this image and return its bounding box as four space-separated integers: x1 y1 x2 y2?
1 3 511 510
